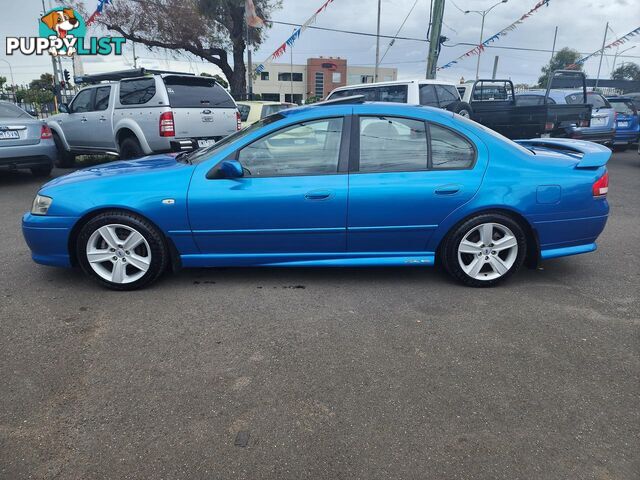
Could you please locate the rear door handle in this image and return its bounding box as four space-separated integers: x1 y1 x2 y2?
99 116 107 122
305 190 332 200
435 184 462 195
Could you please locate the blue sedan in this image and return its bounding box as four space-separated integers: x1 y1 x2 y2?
22 100 611 290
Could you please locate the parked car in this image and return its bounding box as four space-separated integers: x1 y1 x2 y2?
0 101 56 177
23 98 610 290
464 71 592 140
516 89 615 145
236 101 295 128
606 96 639 149
326 79 473 117
47 69 240 166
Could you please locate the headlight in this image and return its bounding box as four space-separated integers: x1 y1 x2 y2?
31 194 53 215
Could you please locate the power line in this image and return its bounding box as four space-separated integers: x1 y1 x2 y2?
267 20 428 43
380 0 421 63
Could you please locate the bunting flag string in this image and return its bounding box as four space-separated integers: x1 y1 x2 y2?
255 0 336 74
438 0 551 70
86 0 111 27
568 26 640 68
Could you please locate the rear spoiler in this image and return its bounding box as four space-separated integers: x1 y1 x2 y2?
515 138 611 168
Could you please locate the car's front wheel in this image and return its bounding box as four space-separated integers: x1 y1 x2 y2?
442 213 526 287
76 211 168 290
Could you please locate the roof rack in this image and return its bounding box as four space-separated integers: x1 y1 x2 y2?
314 95 366 106
74 68 196 84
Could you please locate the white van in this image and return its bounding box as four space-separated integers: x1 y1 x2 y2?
326 79 472 117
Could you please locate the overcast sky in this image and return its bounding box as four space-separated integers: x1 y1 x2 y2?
2 0 638 87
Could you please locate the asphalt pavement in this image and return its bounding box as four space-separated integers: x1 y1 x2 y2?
1 150 638 479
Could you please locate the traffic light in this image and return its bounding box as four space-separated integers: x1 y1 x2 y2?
63 69 70 83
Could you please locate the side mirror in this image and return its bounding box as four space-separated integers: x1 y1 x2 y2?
219 160 244 179
58 103 69 114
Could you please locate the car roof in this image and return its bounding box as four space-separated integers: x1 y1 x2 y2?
331 78 456 91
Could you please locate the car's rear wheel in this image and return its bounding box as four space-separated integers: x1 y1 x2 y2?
442 213 526 287
30 165 53 177
119 136 144 160
448 101 473 118
76 211 168 290
52 132 76 168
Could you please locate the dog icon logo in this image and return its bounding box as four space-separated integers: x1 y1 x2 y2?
39 7 83 56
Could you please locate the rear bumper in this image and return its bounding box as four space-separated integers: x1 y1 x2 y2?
567 128 615 144
169 136 225 152
0 141 57 169
22 213 76 268
534 211 609 261
613 130 639 144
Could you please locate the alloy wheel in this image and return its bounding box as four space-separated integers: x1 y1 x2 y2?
85 224 151 284
457 222 518 281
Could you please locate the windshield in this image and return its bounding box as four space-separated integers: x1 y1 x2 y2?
183 113 285 164
0 103 31 119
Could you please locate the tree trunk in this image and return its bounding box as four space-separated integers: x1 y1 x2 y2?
230 37 247 99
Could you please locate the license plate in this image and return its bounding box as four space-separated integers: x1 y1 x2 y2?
0 130 20 140
541 133 551 138
201 116 214 122
197 139 216 148
591 117 607 127
617 121 629 128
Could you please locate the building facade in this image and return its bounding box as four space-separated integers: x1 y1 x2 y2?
252 57 397 104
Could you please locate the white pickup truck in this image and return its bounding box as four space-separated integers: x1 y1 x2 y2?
47 71 240 166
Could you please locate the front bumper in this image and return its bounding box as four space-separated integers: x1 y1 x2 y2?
0 141 57 170
22 213 77 268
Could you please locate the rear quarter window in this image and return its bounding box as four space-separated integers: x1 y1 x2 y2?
163 76 236 108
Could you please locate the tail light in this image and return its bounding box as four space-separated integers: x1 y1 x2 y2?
544 121 554 131
159 111 175 137
592 171 609 198
40 124 53 139
236 111 242 131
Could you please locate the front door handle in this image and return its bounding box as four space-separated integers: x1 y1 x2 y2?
99 116 107 122
305 190 332 200
435 184 462 195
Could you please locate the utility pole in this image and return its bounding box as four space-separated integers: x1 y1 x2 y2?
374 0 382 81
491 55 499 79
426 0 445 79
132 42 138 68
594 22 608 91
41 0 61 105
246 22 253 100
550 26 558 62
290 28 294 103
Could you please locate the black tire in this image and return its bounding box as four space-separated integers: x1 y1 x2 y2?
30 165 53 177
52 132 76 168
447 101 473 118
441 213 527 288
76 211 169 291
119 136 144 160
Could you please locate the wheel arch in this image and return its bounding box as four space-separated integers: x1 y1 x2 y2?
437 207 540 269
114 119 153 154
49 123 70 151
67 207 181 272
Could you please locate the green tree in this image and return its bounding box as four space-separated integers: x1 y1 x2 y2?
611 63 640 81
29 73 55 92
0 76 6 92
74 0 282 98
537 47 582 87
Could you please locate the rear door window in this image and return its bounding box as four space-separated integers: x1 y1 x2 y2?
419 85 439 107
94 86 111 111
434 85 459 108
119 78 156 105
163 76 235 108
377 85 408 103
430 124 475 169
359 116 428 172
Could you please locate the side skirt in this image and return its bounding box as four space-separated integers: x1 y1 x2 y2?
179 252 436 268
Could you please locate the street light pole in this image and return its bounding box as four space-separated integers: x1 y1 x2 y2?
611 45 636 77
374 0 382 82
465 0 508 80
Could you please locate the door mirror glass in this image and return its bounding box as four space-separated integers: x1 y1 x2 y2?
58 103 69 114
219 160 244 178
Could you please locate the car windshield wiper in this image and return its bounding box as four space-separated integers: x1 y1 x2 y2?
174 151 193 164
